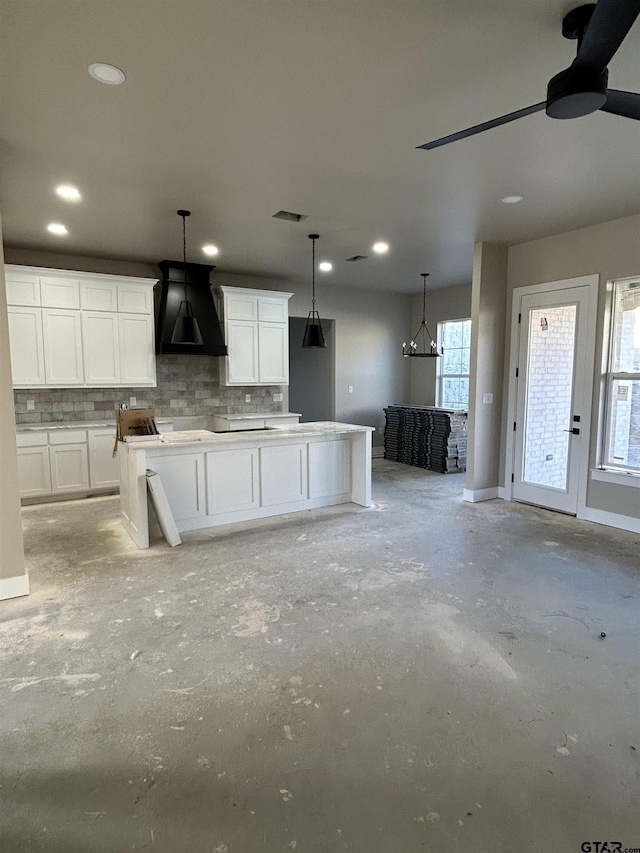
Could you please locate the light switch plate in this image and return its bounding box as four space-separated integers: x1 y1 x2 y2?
129 396 137 407
245 394 251 403
482 393 494 404
273 392 283 403
26 399 35 411
348 385 353 394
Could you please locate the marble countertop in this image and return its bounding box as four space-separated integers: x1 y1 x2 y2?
122 421 374 450
16 419 174 432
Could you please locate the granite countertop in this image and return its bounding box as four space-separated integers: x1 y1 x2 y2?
16 419 174 433
123 422 375 450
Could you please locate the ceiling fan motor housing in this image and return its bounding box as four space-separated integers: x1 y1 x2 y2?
546 65 608 119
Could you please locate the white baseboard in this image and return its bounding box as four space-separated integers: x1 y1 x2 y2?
463 487 500 503
0 573 30 601
498 487 510 500
581 507 640 535
371 446 384 459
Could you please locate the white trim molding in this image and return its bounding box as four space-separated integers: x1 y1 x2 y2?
371 446 385 459
581 507 640 535
0 573 30 601
463 487 500 503
590 468 640 489
498 486 510 500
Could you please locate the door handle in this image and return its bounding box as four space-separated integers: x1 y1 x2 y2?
563 428 580 435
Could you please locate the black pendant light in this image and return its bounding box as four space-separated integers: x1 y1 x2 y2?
402 273 442 358
302 233 326 348
171 209 204 346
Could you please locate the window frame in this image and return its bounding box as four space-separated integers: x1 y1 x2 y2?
435 318 471 411
602 277 640 474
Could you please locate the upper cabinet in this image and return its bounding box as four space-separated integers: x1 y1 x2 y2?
5 265 157 389
217 286 292 386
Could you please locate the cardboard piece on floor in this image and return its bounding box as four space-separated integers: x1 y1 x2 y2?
146 469 181 547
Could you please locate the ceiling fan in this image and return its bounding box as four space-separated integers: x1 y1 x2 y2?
418 0 640 150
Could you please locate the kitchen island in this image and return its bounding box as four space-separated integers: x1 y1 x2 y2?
118 422 374 548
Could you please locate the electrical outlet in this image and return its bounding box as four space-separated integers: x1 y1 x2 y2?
482 393 494 404
245 394 251 403
26 399 35 411
273 392 283 403
129 396 137 407
348 385 354 394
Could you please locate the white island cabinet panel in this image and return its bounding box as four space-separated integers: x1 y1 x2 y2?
309 439 351 498
7 307 46 386
148 453 205 521
207 448 259 514
260 443 307 506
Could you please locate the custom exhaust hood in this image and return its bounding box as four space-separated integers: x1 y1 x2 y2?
156 259 227 356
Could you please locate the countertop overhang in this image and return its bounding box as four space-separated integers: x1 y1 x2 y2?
120 422 374 451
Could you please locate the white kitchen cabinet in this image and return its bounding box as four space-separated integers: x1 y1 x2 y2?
119 313 156 385
147 453 206 521
82 312 120 385
308 439 351 498
7 306 46 386
258 322 288 383
42 309 84 385
17 444 52 498
5 265 157 389
260 443 307 506
40 275 80 309
49 443 90 493
88 429 120 489
207 447 259 514
217 286 292 387
81 279 118 312
225 320 259 384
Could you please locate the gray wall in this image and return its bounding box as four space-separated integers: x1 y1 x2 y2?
408 283 472 407
506 213 640 520
288 318 335 422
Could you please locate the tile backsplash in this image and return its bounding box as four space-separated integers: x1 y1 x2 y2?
14 355 283 424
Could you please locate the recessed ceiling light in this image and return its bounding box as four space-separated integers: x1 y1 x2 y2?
202 244 219 257
319 262 333 272
502 195 524 204
56 184 81 201
47 223 68 235
373 242 389 254
88 63 126 85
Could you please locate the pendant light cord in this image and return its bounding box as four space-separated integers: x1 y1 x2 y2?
421 273 429 322
182 213 188 301
311 236 316 312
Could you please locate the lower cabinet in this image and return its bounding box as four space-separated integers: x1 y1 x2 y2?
148 453 206 521
17 444 52 498
207 447 259 513
16 423 173 500
308 439 351 498
260 443 308 506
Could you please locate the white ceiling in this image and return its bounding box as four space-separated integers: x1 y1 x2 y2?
1 0 639 294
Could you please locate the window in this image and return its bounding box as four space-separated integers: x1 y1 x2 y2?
604 279 640 472
436 319 471 410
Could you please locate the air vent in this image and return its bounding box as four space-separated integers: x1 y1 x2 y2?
272 210 308 222
346 255 368 262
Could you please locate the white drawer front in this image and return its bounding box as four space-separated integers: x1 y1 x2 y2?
16 431 48 447
49 429 88 445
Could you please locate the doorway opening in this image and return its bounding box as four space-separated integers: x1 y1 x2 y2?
288 317 335 422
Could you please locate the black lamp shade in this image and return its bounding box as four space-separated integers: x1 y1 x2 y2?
171 301 204 345
302 312 326 348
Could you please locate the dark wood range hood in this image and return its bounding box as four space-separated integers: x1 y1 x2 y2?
156 259 227 356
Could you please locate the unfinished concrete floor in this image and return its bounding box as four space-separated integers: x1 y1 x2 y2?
1 459 639 852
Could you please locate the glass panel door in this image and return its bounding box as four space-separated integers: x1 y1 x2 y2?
513 285 591 515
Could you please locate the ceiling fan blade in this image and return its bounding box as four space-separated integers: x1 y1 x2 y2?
574 0 640 75
600 88 640 119
417 102 546 150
